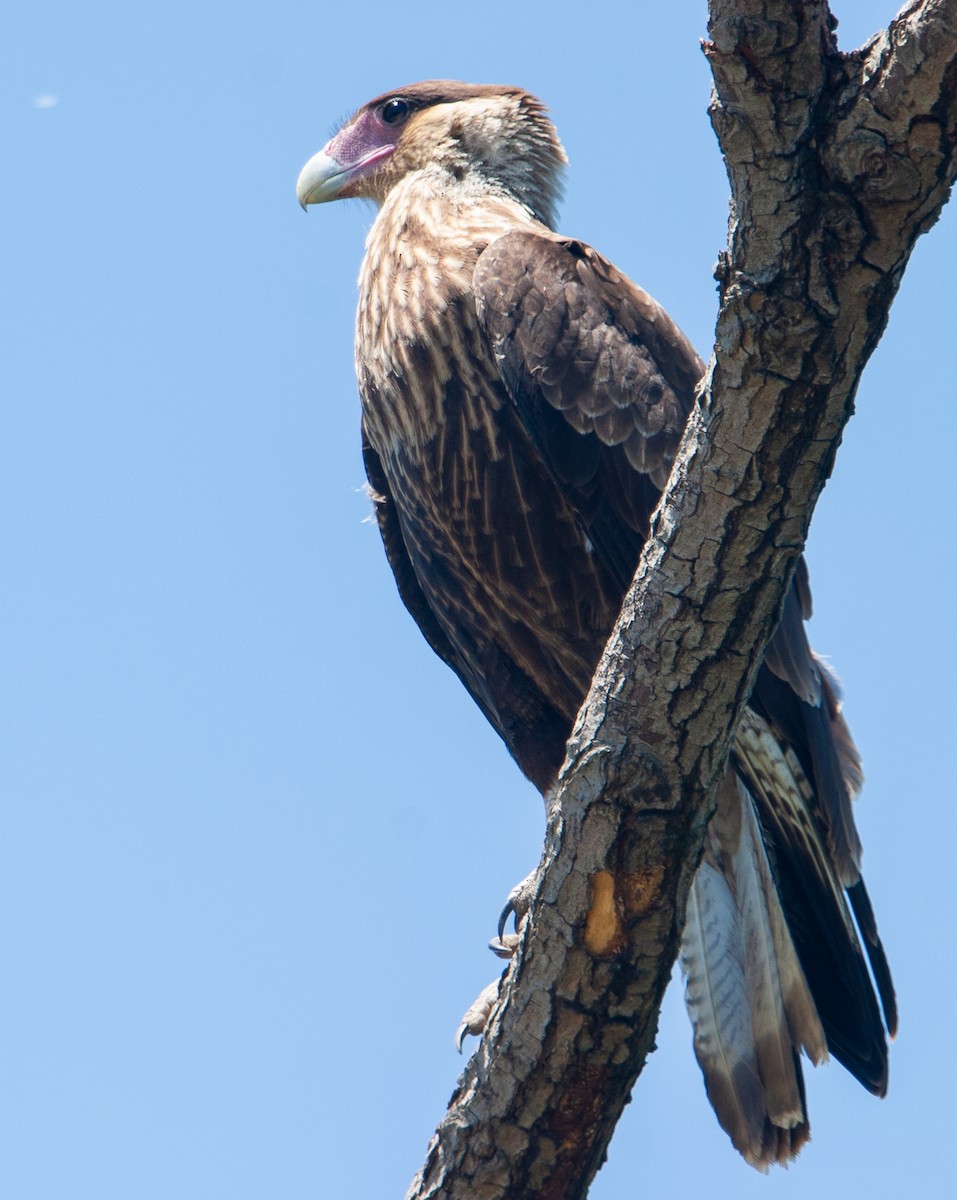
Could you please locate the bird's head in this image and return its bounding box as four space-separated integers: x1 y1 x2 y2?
296 81 567 229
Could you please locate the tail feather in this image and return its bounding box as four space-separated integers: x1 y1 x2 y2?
681 774 825 1169
682 856 777 1167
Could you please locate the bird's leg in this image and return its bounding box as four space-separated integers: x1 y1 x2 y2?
455 871 538 1049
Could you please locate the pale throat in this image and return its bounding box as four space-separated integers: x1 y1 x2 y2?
358 166 541 321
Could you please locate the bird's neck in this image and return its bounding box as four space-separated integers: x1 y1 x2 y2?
361 167 541 296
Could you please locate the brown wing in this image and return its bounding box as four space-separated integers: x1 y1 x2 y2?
474 231 700 584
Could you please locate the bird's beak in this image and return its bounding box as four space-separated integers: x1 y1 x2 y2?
296 149 349 209
297 128 396 210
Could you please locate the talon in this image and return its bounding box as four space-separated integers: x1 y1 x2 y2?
497 871 538 940
488 931 521 958
455 979 501 1050
497 901 514 943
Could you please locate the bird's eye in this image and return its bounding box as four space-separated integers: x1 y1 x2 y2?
380 97 412 125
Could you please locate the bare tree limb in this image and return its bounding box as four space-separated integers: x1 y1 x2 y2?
407 3 957 1197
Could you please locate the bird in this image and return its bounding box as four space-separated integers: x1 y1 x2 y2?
297 80 896 1169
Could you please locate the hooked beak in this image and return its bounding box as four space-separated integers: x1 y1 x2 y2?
296 149 349 209
297 135 396 210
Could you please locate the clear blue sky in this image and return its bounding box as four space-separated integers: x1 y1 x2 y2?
4 3 954 1197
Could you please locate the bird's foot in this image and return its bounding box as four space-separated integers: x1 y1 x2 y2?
455 980 501 1051
455 872 537 1050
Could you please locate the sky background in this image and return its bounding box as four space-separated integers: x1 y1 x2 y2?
4 3 954 1198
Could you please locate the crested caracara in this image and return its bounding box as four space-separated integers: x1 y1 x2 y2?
297 81 896 1169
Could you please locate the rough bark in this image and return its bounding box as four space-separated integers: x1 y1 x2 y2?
407 4 957 1198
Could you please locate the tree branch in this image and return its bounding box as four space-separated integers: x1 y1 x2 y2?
407 3 957 1197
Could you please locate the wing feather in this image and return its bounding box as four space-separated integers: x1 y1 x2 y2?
734 707 891 1093
474 230 700 570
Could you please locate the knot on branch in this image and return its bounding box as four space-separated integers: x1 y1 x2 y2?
717 282 825 382
830 128 924 200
